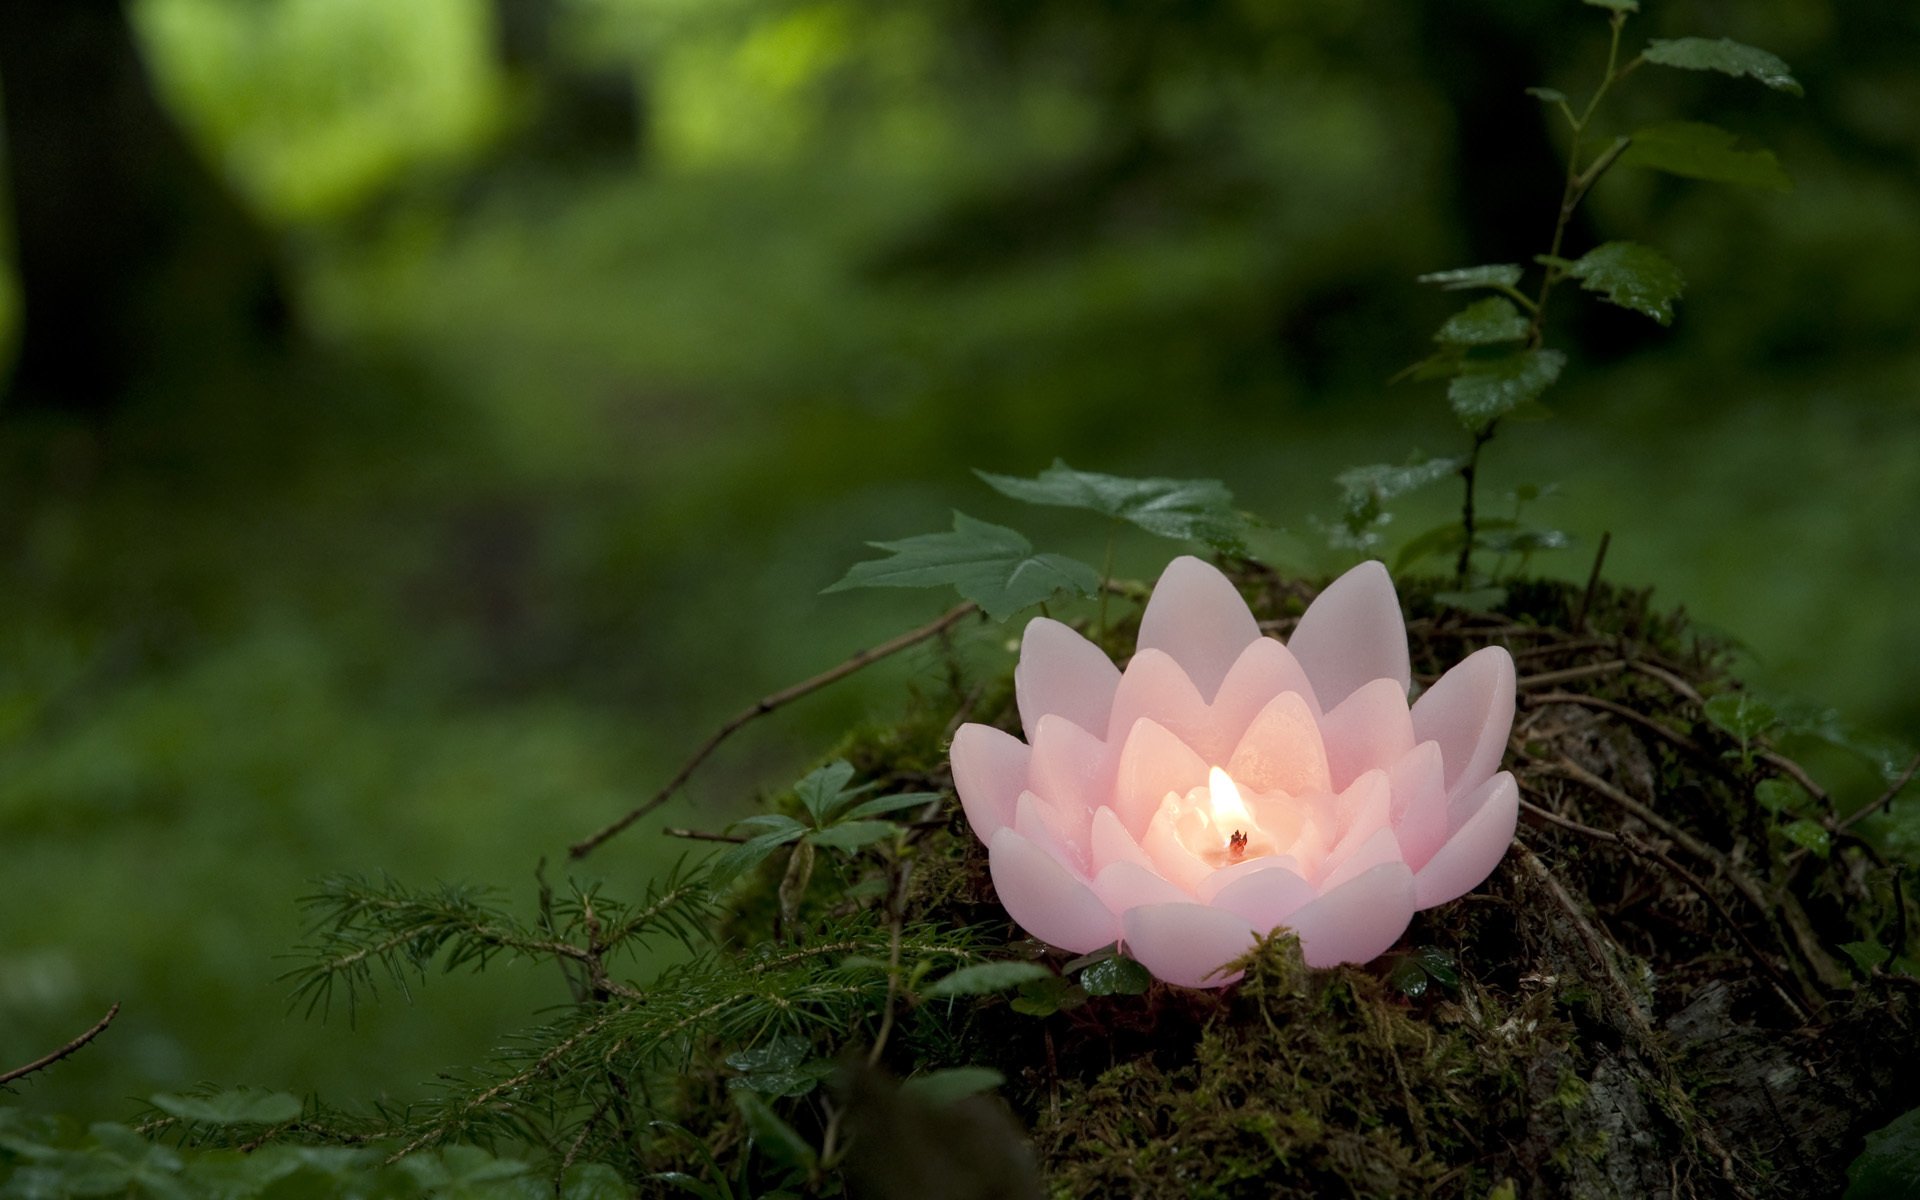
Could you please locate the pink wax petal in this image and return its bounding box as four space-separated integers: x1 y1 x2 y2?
1286 560 1411 710
1387 741 1450 872
1283 860 1416 968
1122 902 1259 988
1140 804 1215 893
1014 791 1091 877
1329 769 1391 846
1136 556 1262 703
1209 638 1322 744
1090 805 1158 874
1112 717 1210 836
1413 771 1518 909
988 827 1119 954
1208 862 1318 930
1015 617 1122 740
949 722 1030 841
1318 824 1403 892
1028 713 1112 818
1106 649 1211 757
1320 677 1417 792
1410 645 1516 799
1227 691 1332 798
1092 860 1193 916
1198 853 1305 903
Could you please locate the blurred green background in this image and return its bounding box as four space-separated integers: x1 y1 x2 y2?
1 0 1914 1119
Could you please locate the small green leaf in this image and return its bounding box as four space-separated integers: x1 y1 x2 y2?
1841 940 1892 975
922 961 1055 999
1335 456 1465 519
731 813 809 836
1583 0 1638 11
1447 349 1566 429
1782 818 1831 858
1010 973 1087 1016
899 1067 1005 1108
843 792 942 820
1620 121 1792 192
1643 37 1802 96
1417 264 1524 292
824 511 1100 621
1388 956 1431 998
1565 242 1685 326
1847 1105 1920 1199
707 826 807 888
1079 954 1152 996
806 820 900 852
563 1164 635 1200
1525 86 1568 103
1435 297 1531 347
733 1093 818 1173
794 760 860 823
1704 692 1778 741
974 460 1254 554
149 1089 302 1126
1755 778 1804 814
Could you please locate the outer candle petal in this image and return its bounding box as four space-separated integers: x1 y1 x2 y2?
1284 861 1417 968
1387 741 1450 872
1228 691 1332 798
1014 792 1090 877
1413 772 1518 909
1016 617 1122 739
1028 714 1112 817
1092 861 1192 915
1287 560 1411 710
1106 649 1213 758
1112 717 1209 836
1318 824 1403 892
1320 677 1417 792
1208 862 1318 930
1410 645 1517 799
1122 902 1259 988
987 827 1119 953
1135 557 1262 702
1198 853 1306 903
949 723 1029 840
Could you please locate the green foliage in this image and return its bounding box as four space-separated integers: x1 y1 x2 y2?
1620 121 1794 192
824 512 1099 621
1329 455 1465 553
1582 0 1638 12
1447 350 1566 430
724 1038 835 1099
148 1089 302 1127
1078 954 1152 997
1847 1106 1920 1199
975 460 1254 555
898 1067 1006 1108
713 760 935 885
1641 37 1804 97
922 961 1055 1000
1417 264 1524 293
1434 298 1530 347
1564 242 1685 326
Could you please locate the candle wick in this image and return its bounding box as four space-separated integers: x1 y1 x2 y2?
1228 829 1248 860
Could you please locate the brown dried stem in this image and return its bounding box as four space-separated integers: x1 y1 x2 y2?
0 1002 121 1089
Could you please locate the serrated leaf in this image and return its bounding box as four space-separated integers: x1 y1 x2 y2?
1583 0 1638 10
806 820 900 852
1643 37 1803 96
149 1090 302 1126
1417 264 1524 292
1754 778 1804 814
1565 242 1685 326
1335 457 1464 518
1704 692 1778 740
824 511 1099 621
922 960 1055 999
1620 121 1792 192
1447 350 1565 429
1782 818 1831 858
1436 297 1531 346
1841 940 1892 975
899 1067 1005 1108
1847 1105 1920 1199
843 792 941 821
793 760 859 823
1526 86 1568 103
1079 954 1152 996
732 1093 818 1173
974 460 1253 554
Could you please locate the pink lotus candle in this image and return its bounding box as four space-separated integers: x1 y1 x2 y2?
950 557 1518 988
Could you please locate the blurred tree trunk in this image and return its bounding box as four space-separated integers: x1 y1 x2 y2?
492 0 646 169
0 0 289 416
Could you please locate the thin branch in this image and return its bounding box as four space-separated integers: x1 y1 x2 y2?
662 827 748 844
570 602 980 860
0 1003 121 1089
1575 531 1612 630
1838 753 1920 833
1515 660 1630 691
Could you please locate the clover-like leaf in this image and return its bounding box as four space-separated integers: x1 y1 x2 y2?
1643 37 1802 97
1565 242 1685 326
1620 121 1792 192
825 511 1099 621
1417 264 1524 292
922 961 1055 999
1447 349 1566 430
1435 297 1530 347
975 460 1254 554
1079 954 1152 996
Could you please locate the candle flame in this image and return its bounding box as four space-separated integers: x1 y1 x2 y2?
1207 766 1252 829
